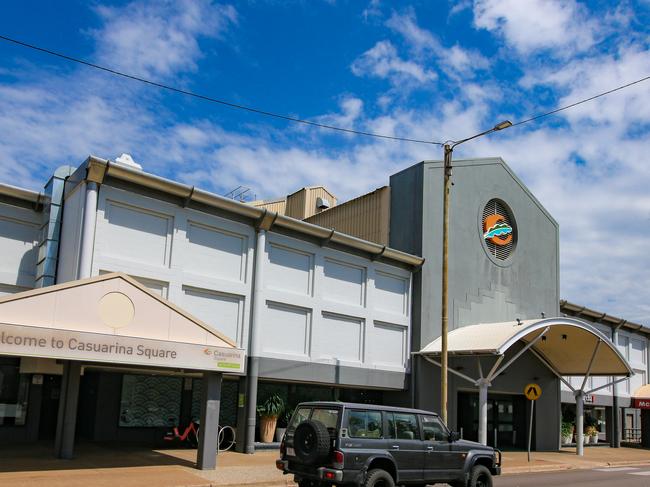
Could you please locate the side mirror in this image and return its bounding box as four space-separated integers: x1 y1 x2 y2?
448 431 461 442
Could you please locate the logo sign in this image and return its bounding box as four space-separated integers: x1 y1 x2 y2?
0 322 245 373
634 399 650 409
524 383 542 401
483 214 513 246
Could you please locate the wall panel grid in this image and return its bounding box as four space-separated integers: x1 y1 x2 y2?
0 203 40 288
92 186 254 350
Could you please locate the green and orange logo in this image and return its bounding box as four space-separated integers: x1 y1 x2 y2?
483 214 513 246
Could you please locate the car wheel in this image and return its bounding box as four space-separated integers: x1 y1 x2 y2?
363 468 395 487
468 465 492 487
293 420 331 465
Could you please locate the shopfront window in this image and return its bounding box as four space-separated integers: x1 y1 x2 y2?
0 358 29 426
119 374 182 427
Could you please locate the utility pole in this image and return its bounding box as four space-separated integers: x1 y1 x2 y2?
439 120 512 425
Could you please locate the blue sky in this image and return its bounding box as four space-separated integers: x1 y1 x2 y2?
0 0 649 323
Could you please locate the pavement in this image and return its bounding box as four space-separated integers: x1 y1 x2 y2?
0 443 648 486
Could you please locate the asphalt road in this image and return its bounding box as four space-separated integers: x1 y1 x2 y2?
493 465 650 486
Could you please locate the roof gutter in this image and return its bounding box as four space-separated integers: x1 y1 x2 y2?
85 156 425 268
0 183 46 209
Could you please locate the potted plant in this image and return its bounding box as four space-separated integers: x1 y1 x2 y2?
275 407 294 442
561 421 573 445
588 426 599 444
584 426 596 445
257 394 284 443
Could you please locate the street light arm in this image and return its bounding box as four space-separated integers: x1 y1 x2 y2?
449 120 513 150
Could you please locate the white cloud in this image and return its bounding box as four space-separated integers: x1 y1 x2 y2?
472 0 598 55
351 40 438 85
91 0 237 78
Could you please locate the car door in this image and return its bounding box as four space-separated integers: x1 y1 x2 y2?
421 414 459 481
341 409 387 471
385 412 425 482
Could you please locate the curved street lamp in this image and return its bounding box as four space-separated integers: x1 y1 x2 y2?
439 120 512 424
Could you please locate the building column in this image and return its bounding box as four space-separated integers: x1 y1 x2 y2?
477 379 490 446
575 391 585 456
197 372 223 470
611 327 621 448
54 361 82 459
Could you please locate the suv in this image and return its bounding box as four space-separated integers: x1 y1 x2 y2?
276 402 500 487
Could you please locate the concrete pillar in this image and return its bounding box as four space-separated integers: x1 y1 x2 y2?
611 327 621 448
197 372 223 470
245 359 260 454
478 379 490 446
576 391 584 456
54 361 82 459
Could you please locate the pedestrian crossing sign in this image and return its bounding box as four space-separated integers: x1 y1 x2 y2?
524 383 541 401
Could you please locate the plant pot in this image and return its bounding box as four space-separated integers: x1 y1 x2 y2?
583 435 590 445
590 435 598 444
275 427 287 442
259 416 278 443
562 435 573 445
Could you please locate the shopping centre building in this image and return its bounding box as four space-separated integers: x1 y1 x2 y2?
0 153 648 465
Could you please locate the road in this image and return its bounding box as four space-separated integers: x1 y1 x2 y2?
494 465 650 486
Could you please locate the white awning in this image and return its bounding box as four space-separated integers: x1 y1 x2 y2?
417 317 632 376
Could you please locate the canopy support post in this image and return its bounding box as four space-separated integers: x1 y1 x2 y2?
423 356 478 385
488 327 550 381
575 390 585 456
478 378 490 446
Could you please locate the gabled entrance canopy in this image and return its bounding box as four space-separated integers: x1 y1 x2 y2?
416 317 633 455
0 272 245 373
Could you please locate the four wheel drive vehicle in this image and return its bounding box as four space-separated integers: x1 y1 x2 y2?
276 402 501 487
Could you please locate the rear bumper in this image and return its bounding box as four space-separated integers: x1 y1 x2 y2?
276 460 357 484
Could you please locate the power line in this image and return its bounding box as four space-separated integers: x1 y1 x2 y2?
0 34 443 146
510 75 650 128
1 34 649 143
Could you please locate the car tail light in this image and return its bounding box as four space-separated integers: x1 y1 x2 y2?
332 450 344 468
324 471 336 480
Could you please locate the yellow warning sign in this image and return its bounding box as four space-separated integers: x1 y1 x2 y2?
524 383 542 401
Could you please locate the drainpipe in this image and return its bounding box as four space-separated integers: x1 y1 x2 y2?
611 325 622 448
77 182 99 279
244 229 267 454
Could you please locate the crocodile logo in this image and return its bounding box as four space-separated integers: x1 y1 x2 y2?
483 214 513 246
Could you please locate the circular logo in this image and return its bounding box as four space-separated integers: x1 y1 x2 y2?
99 292 135 329
482 199 516 261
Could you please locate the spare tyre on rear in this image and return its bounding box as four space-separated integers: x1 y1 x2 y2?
293 420 331 464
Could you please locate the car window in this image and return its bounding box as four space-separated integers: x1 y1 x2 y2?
311 408 340 429
288 407 311 431
386 412 420 440
421 415 447 441
347 410 383 438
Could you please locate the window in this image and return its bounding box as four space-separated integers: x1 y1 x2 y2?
348 410 383 438
119 375 182 427
0 359 29 426
312 408 340 429
288 407 311 431
386 412 420 440
421 415 447 441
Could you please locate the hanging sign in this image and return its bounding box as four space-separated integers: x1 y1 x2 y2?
524 383 542 401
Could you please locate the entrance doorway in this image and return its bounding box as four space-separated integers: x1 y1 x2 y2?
457 392 527 449
38 375 61 440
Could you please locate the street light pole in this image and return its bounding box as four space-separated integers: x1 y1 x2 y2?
439 120 512 425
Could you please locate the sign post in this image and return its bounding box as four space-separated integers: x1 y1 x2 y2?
524 383 542 462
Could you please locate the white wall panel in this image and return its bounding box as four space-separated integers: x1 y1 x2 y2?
374 271 408 316
185 222 247 282
266 243 313 296
318 312 364 363
104 202 171 266
182 286 244 346
0 204 39 288
262 301 310 357
372 321 407 368
322 258 365 306
630 338 646 365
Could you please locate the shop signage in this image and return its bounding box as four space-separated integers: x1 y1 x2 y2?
0 322 245 373
634 398 650 409
483 214 513 246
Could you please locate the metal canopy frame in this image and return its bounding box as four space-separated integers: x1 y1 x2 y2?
420 323 632 456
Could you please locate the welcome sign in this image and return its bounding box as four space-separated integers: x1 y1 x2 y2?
0 322 245 373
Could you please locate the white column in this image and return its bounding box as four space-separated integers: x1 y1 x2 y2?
77 182 98 279
478 379 490 445
576 391 585 456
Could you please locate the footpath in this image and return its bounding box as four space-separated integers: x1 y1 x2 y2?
0 444 648 486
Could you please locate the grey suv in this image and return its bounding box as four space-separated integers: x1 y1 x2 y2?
276 402 500 487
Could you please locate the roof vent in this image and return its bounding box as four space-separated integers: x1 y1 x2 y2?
316 196 330 210
115 153 143 171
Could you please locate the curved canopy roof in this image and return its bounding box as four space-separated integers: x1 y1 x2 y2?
633 384 650 399
417 317 632 376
